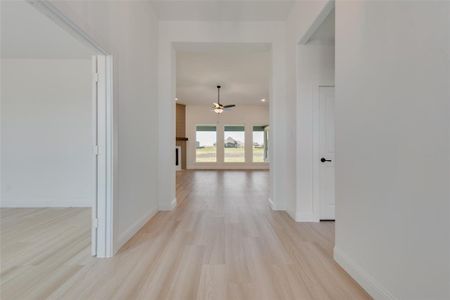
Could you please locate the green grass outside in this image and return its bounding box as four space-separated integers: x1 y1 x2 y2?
252 147 265 162
196 146 265 163
196 146 217 162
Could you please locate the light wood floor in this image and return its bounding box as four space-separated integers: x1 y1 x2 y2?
0 170 370 300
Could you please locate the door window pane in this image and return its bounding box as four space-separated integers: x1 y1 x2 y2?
224 125 245 163
196 125 216 162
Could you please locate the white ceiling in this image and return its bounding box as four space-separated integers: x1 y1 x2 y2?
1 1 93 59
176 43 271 106
150 0 294 21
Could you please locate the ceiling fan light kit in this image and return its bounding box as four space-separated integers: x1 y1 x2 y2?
212 85 236 114
214 107 224 114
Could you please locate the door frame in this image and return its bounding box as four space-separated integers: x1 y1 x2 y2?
313 85 335 221
27 0 115 257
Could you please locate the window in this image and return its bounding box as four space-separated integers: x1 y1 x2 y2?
224 125 245 163
196 125 217 162
253 125 269 162
264 126 269 162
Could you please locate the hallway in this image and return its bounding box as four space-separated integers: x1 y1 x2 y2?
172 170 370 299
1 170 370 299
2 1 448 298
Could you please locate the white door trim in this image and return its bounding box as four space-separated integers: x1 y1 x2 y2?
95 55 114 257
313 85 335 221
91 57 98 257
26 0 108 55
27 0 115 258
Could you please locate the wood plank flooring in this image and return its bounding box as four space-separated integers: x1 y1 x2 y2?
0 208 93 299
0 170 371 299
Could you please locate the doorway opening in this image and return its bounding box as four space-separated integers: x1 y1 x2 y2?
0 0 113 260
173 43 271 206
297 5 335 221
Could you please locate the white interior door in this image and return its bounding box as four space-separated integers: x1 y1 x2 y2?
319 86 335 220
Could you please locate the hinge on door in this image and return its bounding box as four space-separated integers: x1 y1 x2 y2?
94 145 99 156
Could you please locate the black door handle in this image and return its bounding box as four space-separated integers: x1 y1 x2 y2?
321 157 332 163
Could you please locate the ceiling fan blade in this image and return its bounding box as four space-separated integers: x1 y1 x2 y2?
223 104 236 108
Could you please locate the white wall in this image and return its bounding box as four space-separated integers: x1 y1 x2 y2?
1 59 92 207
158 21 289 211
185 105 269 169
334 1 450 299
48 1 160 251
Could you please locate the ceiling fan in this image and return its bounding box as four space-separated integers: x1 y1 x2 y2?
212 85 235 114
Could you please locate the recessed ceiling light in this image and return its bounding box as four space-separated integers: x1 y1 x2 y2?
261 98 266 102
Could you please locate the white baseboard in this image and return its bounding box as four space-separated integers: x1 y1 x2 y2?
115 209 157 253
334 247 398 300
159 198 177 211
268 198 276 210
287 209 296 220
295 211 319 222
0 200 91 208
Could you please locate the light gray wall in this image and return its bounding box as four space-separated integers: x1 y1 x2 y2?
1 1 93 59
48 1 160 251
1 59 93 207
334 1 450 299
